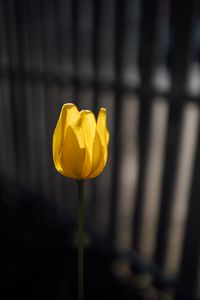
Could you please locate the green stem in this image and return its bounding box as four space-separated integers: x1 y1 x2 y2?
77 180 84 300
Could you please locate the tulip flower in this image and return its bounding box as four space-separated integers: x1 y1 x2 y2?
52 103 109 180
52 103 109 300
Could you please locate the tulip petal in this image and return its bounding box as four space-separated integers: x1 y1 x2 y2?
53 103 84 178
80 110 96 177
60 103 81 142
87 108 109 178
53 103 80 160
52 114 66 175
61 125 85 179
97 108 110 148
96 108 109 161
86 131 104 178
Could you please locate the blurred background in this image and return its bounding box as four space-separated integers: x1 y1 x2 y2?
0 0 200 299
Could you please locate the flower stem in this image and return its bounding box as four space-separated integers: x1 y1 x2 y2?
77 180 84 300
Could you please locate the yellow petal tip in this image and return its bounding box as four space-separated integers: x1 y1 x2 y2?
63 103 75 108
80 109 92 114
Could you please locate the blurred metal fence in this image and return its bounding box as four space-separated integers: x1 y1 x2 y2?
0 0 200 299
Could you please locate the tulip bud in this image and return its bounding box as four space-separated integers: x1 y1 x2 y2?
52 103 110 179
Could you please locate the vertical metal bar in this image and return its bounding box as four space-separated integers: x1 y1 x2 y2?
55 0 72 81
132 97 151 253
14 0 30 184
18 0 38 190
72 0 94 105
92 0 100 112
109 0 126 242
153 104 183 268
71 0 79 99
2 0 18 181
97 0 115 85
174 118 200 299
22 0 38 191
3 0 30 186
132 0 168 254
154 0 198 269
40 0 63 203
77 0 93 82
25 0 49 195
0 0 16 179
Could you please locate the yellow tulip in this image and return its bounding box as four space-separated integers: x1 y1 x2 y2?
52 103 110 179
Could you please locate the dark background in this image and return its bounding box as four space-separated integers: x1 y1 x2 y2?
1 0 200 299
